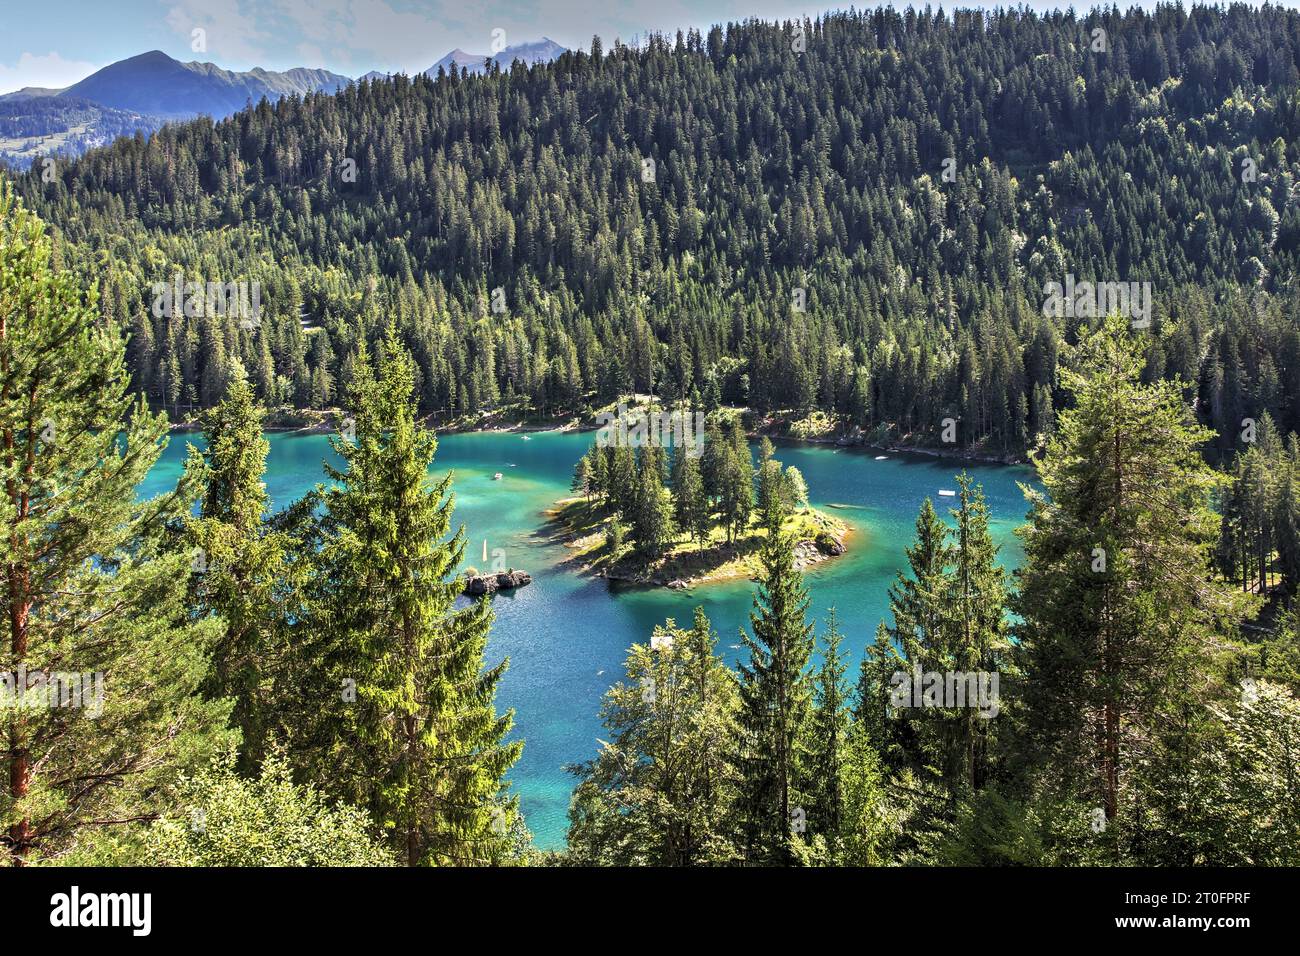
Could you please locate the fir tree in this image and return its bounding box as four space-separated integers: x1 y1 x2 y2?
187 368 291 773
673 451 710 548
631 448 674 557
807 608 850 855
731 528 815 864
571 451 593 501
312 332 523 865
945 473 1008 793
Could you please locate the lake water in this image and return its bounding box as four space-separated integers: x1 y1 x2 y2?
139 429 1034 849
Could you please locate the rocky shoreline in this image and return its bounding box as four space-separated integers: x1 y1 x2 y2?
558 513 850 592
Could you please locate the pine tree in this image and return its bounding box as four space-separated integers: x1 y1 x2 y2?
731 528 815 864
700 418 727 503
571 451 593 501
719 427 754 544
932 473 1010 794
888 498 952 673
631 448 674 557
0 181 234 864
608 444 636 516
1014 314 1256 828
855 622 912 773
756 438 785 526
673 451 709 547
311 332 523 865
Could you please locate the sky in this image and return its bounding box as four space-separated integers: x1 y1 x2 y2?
0 0 1295 92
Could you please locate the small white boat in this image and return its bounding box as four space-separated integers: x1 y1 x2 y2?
521 435 531 441
875 455 888 460
938 489 956 497
493 473 503 480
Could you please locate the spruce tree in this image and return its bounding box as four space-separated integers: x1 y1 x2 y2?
700 418 727 504
571 451 593 501
808 608 850 855
719 428 754 544
673 451 709 548
945 473 1008 793
731 528 815 864
855 622 913 773
312 332 523 865
888 498 952 668
187 368 291 772
631 448 674 557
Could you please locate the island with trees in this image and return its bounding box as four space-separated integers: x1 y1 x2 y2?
557 417 849 588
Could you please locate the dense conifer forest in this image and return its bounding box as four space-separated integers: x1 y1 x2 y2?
13 4 1300 451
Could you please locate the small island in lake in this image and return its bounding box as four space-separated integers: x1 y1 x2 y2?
551 419 851 590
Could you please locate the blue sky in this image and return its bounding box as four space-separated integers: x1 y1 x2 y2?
0 0 1292 92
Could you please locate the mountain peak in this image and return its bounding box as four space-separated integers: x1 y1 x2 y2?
425 38 566 78
59 51 349 119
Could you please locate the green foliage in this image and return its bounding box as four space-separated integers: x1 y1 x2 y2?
138 753 394 867
1014 315 1258 832
1132 679 1300 865
0 180 234 865
567 609 738 865
732 528 815 864
186 370 294 772
672 448 710 546
302 332 523 865
806 609 850 848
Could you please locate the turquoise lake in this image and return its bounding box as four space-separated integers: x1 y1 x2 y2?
138 429 1034 849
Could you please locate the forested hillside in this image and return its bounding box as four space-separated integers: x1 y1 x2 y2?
11 4 1300 453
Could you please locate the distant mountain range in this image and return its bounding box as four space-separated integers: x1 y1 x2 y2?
0 42 566 168
2 51 351 118
61 51 352 118
425 38 566 76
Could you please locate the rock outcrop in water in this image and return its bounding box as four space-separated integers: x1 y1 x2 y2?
463 569 533 596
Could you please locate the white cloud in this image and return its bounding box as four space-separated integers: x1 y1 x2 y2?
164 0 269 66
0 51 100 94
296 42 326 65
270 0 442 73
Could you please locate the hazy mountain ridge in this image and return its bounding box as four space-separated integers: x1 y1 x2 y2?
426 37 567 75
62 50 351 118
0 50 353 168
